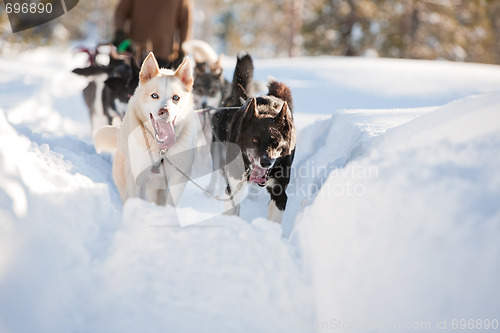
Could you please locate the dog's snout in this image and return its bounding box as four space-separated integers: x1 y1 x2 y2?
158 108 169 117
260 155 274 168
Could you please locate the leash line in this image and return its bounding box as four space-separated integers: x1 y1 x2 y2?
193 106 240 114
140 122 247 203
162 154 247 202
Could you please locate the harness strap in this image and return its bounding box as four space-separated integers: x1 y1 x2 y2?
139 122 247 203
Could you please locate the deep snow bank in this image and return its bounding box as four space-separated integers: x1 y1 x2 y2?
297 92 500 330
91 199 313 333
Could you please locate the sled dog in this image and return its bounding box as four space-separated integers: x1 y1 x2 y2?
206 51 257 194
95 52 197 206
72 53 136 135
220 82 296 223
182 40 230 110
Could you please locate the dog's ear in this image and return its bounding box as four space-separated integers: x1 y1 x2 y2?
276 101 292 130
276 101 296 148
276 101 288 122
140 52 160 83
243 98 258 122
211 55 224 77
175 57 194 90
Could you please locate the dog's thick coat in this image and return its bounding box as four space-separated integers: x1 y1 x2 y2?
73 56 135 136
206 52 257 194
95 53 197 206
182 40 230 110
222 82 296 223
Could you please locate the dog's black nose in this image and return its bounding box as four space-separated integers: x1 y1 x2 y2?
158 108 169 117
260 155 273 168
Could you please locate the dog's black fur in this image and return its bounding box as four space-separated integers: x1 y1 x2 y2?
221 52 255 108
72 57 140 128
220 81 296 222
212 52 255 141
207 53 257 195
102 58 140 111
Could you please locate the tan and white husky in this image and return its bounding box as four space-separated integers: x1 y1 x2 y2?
95 52 198 206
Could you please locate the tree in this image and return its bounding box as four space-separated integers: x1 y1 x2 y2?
194 0 304 57
302 0 500 64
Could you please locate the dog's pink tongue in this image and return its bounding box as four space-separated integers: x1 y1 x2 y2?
150 114 176 150
249 165 268 185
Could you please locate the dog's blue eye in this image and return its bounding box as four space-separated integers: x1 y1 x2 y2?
172 95 180 102
151 93 159 99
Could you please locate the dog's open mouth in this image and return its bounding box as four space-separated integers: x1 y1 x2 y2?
249 165 271 186
149 113 176 150
248 156 272 186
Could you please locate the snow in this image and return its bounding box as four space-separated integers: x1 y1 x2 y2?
297 92 500 329
249 56 500 113
1 47 500 332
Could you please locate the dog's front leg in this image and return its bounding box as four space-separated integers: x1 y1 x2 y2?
266 181 287 223
206 141 226 195
221 142 248 216
223 174 242 216
266 152 294 224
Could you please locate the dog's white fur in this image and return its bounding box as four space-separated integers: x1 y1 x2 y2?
95 52 197 206
182 40 219 64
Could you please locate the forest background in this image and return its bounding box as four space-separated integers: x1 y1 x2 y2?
1 0 499 64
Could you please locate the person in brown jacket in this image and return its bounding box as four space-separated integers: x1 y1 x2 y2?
113 0 193 67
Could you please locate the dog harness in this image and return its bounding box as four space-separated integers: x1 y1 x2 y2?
140 120 249 203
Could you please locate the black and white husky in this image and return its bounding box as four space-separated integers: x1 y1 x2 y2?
72 54 138 137
217 82 296 223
